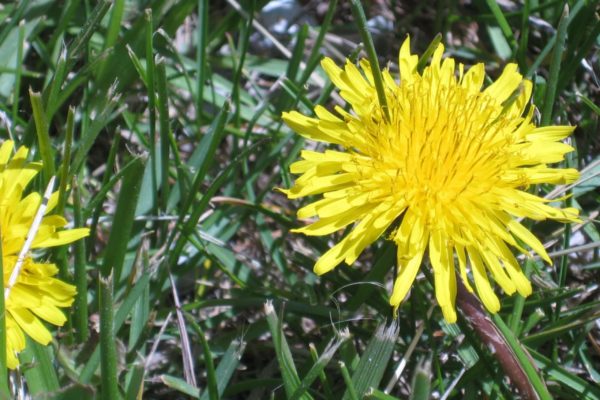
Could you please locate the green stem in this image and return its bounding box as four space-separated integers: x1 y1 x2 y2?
339 361 359 400
349 0 390 123
492 314 552 400
145 8 158 219
73 182 89 343
456 278 550 399
509 260 534 334
100 275 119 400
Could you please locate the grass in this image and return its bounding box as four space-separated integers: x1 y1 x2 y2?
0 0 599 398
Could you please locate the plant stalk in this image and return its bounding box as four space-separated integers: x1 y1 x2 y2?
455 278 546 400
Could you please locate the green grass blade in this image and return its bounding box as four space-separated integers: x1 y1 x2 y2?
290 332 350 400
484 0 517 52
66 0 111 69
85 134 125 234
340 361 359 400
79 272 152 383
20 339 60 395
185 314 217 400
491 314 552 400
56 106 75 214
516 0 531 68
11 20 25 127
127 250 150 353
196 0 209 123
415 34 442 74
155 59 171 219
199 338 247 400
298 0 337 84
161 375 199 398
343 321 399 400
125 362 145 400
126 44 147 85
70 86 121 176
409 359 431 400
29 89 55 180
72 181 89 343
144 8 158 217
46 45 69 121
366 388 401 400
578 93 600 115
264 300 311 400
165 100 232 266
541 4 569 126
100 157 145 282
286 24 307 83
104 0 125 52
99 275 119 400
529 348 600 399
349 0 389 122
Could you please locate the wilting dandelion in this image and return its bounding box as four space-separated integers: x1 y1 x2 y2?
282 37 579 322
0 141 88 368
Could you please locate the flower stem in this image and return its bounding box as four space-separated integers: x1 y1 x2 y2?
349 0 390 123
99 275 119 400
455 278 550 400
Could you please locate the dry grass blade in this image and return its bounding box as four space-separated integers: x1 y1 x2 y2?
5 176 55 300
169 271 198 389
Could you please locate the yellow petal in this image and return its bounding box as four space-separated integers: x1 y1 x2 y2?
484 63 522 104
282 111 344 144
6 316 25 369
461 63 485 93
467 247 501 313
314 236 351 275
525 126 575 142
45 191 60 215
32 227 90 248
287 173 355 199
455 243 474 292
429 230 457 322
399 36 418 83
293 206 366 236
9 308 52 345
390 211 428 306
343 203 403 265
479 245 516 295
0 140 14 166
507 219 551 263
31 304 67 326
491 238 532 297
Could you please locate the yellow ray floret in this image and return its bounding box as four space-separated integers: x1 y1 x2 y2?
0 141 89 368
282 37 580 323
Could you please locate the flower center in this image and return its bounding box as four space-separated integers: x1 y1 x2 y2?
360 78 513 222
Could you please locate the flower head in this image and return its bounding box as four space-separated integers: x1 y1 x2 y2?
282 37 579 322
0 140 89 368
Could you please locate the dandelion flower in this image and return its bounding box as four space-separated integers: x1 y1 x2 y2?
282 37 579 322
0 140 89 368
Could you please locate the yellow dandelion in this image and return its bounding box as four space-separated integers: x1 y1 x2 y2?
282 37 580 323
0 140 89 368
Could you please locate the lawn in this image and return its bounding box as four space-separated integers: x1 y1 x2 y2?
0 1 599 399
